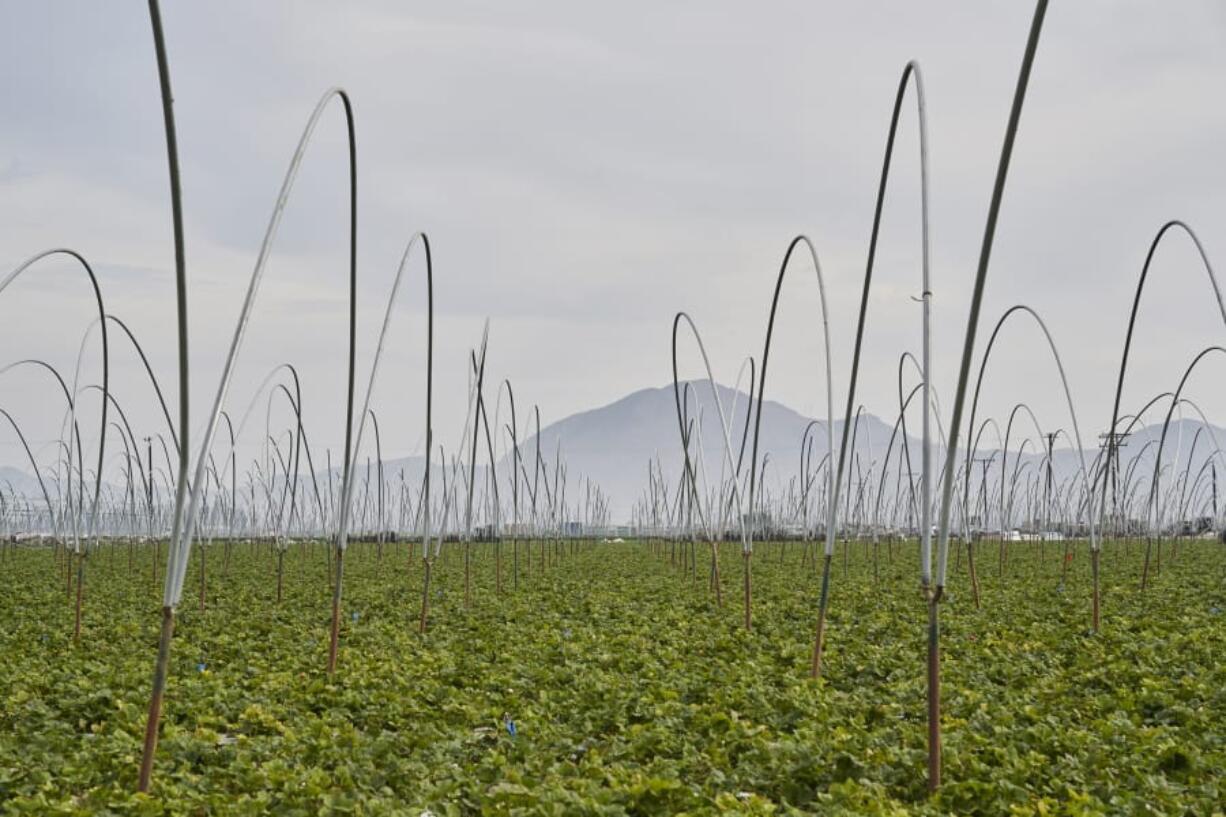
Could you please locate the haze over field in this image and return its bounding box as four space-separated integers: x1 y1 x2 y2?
3 380 1221 525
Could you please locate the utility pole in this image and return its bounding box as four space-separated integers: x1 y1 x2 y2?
1213 462 1219 531
146 436 156 584
1098 431 1130 538
973 455 996 535
145 437 154 527
1044 432 1055 536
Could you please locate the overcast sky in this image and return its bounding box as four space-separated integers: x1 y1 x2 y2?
2 1 1226 480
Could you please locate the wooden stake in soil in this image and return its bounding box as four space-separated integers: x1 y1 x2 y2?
327 547 345 674
72 551 85 640
742 550 752 631
810 553 833 678
926 588 942 793
138 605 175 792
419 557 433 634
967 540 981 609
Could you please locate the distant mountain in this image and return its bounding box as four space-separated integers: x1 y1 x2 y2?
0 465 45 499
505 387 1226 523
514 382 897 522
249 383 899 523
2 387 1223 526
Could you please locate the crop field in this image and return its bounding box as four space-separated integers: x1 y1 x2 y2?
2 540 1222 815
7 1 1226 813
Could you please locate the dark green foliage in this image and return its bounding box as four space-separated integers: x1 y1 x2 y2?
0 540 1222 815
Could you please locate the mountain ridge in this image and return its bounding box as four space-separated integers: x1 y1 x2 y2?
2 385 1223 526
